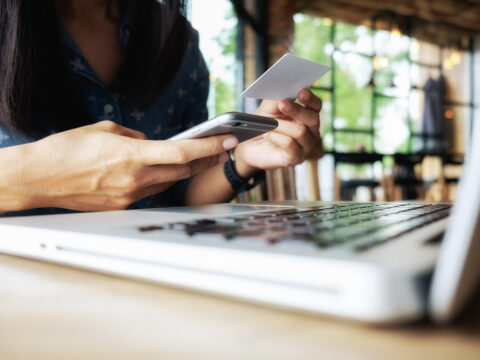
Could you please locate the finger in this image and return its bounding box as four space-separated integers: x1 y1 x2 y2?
275 119 315 155
266 132 305 167
306 137 325 160
256 99 291 120
141 155 220 186
136 135 238 165
256 99 279 115
96 120 147 140
297 88 323 112
278 100 320 138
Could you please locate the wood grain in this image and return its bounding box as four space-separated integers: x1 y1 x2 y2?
1 253 479 360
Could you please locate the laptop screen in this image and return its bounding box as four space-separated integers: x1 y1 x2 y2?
429 120 480 322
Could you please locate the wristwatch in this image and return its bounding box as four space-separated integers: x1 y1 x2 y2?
223 150 265 193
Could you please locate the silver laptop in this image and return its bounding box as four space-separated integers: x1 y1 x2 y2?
1 134 479 325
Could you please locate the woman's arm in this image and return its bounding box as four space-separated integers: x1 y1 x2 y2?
0 121 237 214
0 144 33 213
184 162 234 205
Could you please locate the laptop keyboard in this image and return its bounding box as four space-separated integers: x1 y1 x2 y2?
138 203 451 252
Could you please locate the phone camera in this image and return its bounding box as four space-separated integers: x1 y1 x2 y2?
232 121 242 127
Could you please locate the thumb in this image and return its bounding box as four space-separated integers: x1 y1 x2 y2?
135 134 238 166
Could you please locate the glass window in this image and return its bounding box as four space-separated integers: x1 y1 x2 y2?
334 22 373 55
311 88 332 136
334 52 372 130
336 163 375 180
334 132 373 153
409 89 425 132
374 30 409 58
410 64 441 88
409 39 441 66
294 15 472 157
294 14 332 88
191 0 237 116
374 97 409 154
375 58 410 97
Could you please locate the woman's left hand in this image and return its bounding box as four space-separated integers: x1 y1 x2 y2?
234 88 324 178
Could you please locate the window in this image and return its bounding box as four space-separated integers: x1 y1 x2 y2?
294 14 474 157
191 0 238 117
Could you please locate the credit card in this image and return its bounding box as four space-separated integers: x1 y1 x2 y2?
241 54 330 101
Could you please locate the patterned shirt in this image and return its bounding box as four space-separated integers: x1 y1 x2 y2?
0 6 210 216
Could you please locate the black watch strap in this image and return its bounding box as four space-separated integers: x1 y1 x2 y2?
223 155 265 193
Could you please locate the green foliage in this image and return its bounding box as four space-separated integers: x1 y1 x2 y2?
294 15 332 66
295 15 374 152
213 21 237 57
374 51 409 94
211 6 237 115
294 15 331 88
334 22 370 50
294 14 412 156
334 59 372 131
214 78 236 114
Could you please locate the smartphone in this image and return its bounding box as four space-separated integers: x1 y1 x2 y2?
168 112 278 143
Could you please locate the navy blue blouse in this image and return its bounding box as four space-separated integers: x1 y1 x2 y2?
0 9 210 216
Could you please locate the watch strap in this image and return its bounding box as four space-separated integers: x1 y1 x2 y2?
223 156 265 193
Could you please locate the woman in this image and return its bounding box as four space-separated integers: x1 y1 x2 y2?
0 0 323 216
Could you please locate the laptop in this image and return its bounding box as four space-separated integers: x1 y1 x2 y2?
1 137 479 325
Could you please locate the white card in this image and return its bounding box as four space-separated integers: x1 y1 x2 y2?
241 54 330 101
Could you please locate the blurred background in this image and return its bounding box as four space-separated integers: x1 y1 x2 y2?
189 0 480 204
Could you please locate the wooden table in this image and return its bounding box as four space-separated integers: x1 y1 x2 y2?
1 253 479 360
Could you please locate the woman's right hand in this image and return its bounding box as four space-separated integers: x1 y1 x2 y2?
3 121 237 212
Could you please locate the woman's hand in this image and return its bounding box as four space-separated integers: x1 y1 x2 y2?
234 88 324 178
1 121 237 212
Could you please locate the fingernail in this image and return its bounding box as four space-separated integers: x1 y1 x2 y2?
282 101 293 112
218 152 229 164
223 137 238 150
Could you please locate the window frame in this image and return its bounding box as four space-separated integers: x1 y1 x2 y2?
302 16 476 157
